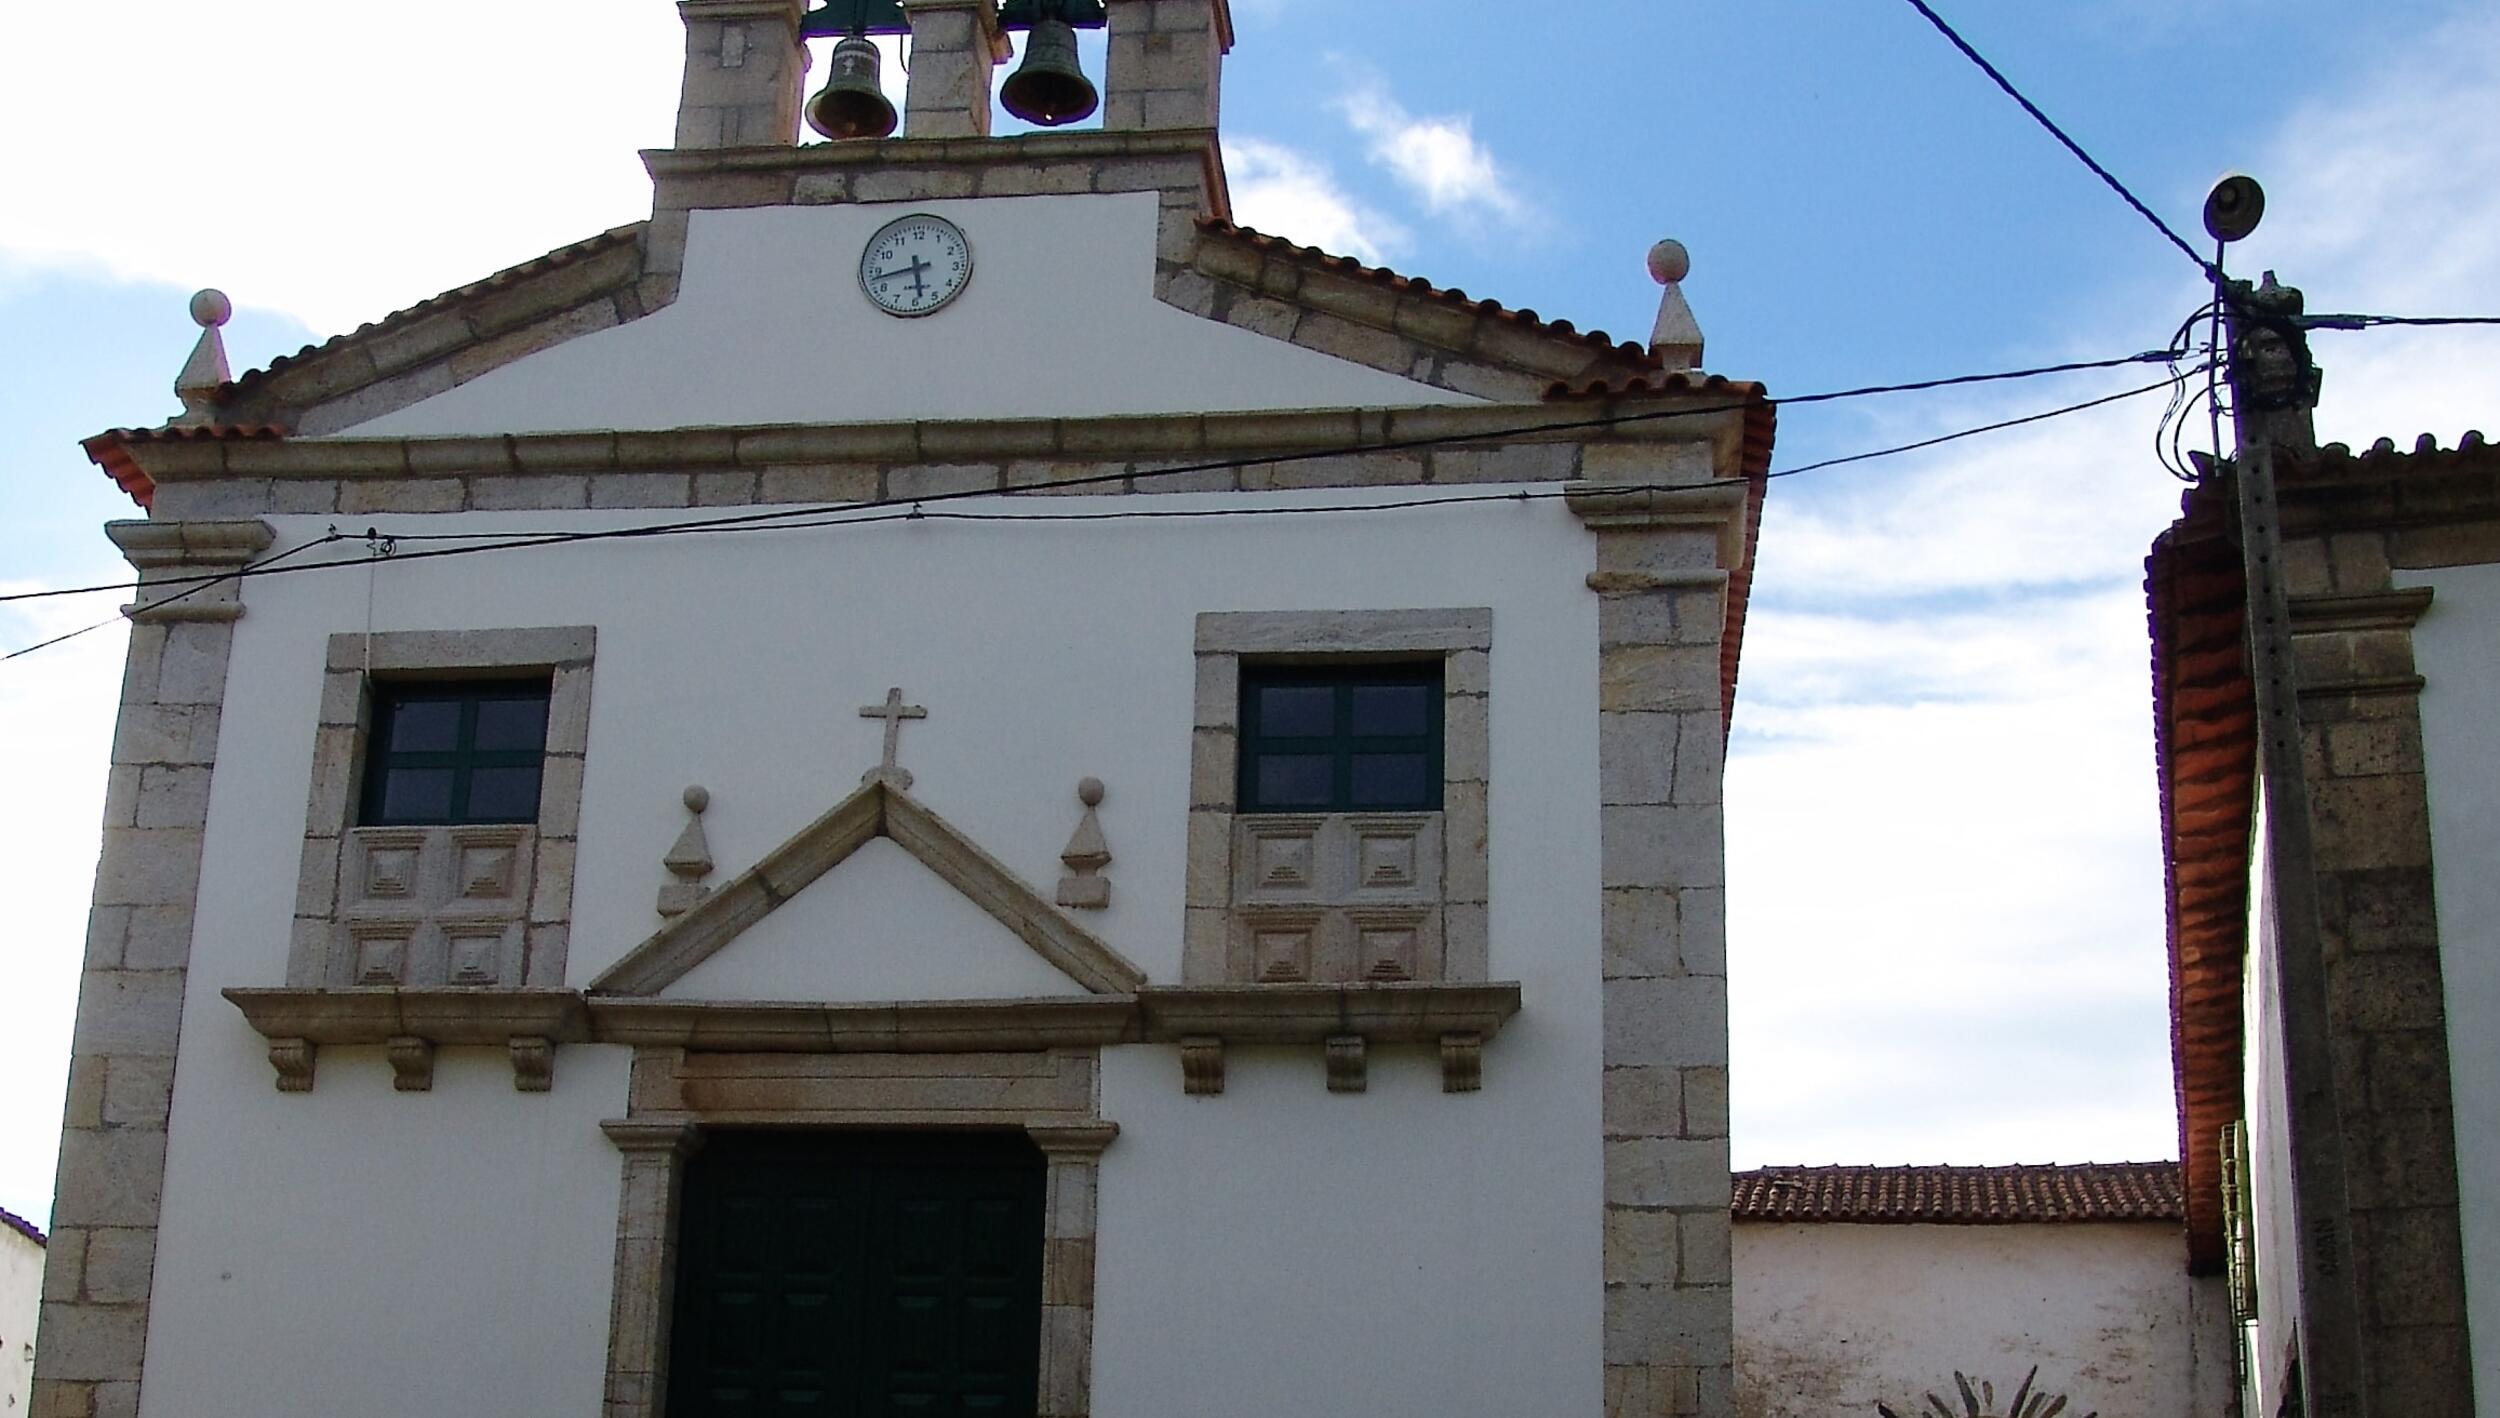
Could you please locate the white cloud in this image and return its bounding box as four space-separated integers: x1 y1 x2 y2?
0 0 683 334
1223 136 1410 266
1332 77 1534 228
0 587 128 1225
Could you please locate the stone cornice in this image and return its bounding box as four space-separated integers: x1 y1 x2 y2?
2288 586 2435 632
643 127 1228 219
117 399 1752 493
222 982 1525 1088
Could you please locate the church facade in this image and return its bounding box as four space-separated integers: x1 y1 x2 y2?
36 3 1769 1416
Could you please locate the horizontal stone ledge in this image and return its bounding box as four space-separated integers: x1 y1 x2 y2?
2288 586 2435 632
641 126 1219 178
223 982 1523 1085
130 409 1748 497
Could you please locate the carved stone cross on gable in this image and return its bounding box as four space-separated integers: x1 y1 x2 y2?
859 687 927 789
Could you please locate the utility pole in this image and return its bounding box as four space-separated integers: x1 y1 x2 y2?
2208 176 2369 1418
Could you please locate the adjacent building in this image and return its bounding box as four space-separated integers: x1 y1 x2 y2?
1 1209 39 1416
2151 362 2491 1415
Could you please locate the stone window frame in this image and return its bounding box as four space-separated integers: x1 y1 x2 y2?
290 627 595 989
1184 609 1490 985
604 1048 1115 1418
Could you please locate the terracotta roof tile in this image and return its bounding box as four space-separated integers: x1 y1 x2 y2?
1194 216 1664 368
221 223 645 398
2147 486 2254 1277
1733 1163 2185 1225
0 1204 44 1247
81 424 287 510
1544 371 1768 403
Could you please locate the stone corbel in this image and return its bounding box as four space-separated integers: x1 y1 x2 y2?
1325 1034 1367 1093
1563 478 1750 567
385 1035 436 1092
510 1037 557 1092
1440 1032 1483 1093
269 1038 317 1093
1179 1036 1224 1095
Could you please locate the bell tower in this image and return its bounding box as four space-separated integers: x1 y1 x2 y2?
643 0 1234 314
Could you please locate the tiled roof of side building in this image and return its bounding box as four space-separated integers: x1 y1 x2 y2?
1732 1162 2185 1225
0 1204 44 1247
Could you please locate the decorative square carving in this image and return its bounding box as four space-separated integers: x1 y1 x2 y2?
1356 829 1418 888
445 925 511 985
1344 813 1440 902
457 844 516 899
1237 817 1324 898
1242 908 1323 983
350 925 412 985
1349 907 1429 981
351 830 427 902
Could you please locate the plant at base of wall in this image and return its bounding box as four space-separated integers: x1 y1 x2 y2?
1876 1366 2095 1418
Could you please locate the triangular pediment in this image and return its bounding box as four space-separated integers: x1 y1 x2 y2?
589 779 1146 998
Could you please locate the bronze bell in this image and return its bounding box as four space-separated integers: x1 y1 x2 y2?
806 34 898 140
1000 18 1098 126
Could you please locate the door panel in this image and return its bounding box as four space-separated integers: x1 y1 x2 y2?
668 1130 1046 1418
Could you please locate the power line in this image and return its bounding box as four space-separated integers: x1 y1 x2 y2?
2304 313 2500 330
2 362 2200 662
0 345 2191 610
2 534 348 662
1896 0 2220 281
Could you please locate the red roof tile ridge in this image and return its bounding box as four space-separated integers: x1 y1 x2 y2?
1194 215 1663 368
222 222 646 396
0 1204 44 1247
1732 1161 2186 1225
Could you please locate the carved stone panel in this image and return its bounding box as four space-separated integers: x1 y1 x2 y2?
332 824 540 987
1225 814 1443 984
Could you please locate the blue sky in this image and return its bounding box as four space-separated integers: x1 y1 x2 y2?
2 0 2496 1223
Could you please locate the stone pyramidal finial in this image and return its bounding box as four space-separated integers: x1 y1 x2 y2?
174 289 233 424
1056 777 1112 909
658 785 716 918
1646 240 1703 373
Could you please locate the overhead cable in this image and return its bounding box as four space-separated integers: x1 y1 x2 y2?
1895 0 2221 281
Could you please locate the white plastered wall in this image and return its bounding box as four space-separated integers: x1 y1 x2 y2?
1733 1222 2234 1418
1 1226 39 1416
2395 562 2500 1408
341 194 1473 437
2242 800 2305 1417
143 486 1603 1417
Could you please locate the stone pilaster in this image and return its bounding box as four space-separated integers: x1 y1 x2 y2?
31 519 273 1418
600 1121 704 1418
2281 577 2476 1417
1031 1123 1116 1418
1102 0 1228 131
1570 460 1744 1418
901 0 1009 139
673 0 807 149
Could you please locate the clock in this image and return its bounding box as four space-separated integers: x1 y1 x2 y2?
859 213 972 317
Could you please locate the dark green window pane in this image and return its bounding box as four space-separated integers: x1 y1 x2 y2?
1257 685 1335 737
465 765 543 822
1256 754 1334 806
1350 753 1431 807
473 696 550 752
1350 683 1431 737
379 767 455 822
386 699 460 753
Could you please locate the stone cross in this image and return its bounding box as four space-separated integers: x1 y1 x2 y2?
859 687 927 790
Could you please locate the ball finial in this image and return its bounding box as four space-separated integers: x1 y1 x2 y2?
1646 240 1690 286
682 785 710 814
1077 777 1105 807
189 289 232 329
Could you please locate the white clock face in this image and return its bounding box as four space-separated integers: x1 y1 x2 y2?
859 214 972 317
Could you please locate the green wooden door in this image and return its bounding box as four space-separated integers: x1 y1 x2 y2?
667 1130 1046 1418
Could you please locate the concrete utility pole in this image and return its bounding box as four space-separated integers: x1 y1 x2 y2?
2218 269 2369 1418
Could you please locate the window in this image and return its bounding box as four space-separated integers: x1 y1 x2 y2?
360 679 552 826
1238 663 1443 813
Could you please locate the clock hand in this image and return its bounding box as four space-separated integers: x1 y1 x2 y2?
872 254 934 296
